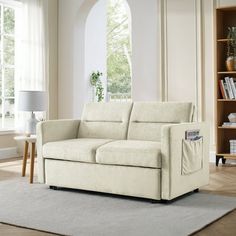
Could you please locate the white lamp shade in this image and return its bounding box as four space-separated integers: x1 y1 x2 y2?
18 90 47 112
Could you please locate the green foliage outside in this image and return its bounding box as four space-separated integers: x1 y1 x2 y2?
90 71 104 102
107 0 131 97
0 6 15 106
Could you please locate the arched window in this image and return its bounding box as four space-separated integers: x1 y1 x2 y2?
107 0 132 101
84 0 131 103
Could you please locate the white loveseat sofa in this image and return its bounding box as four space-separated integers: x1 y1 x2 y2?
37 102 209 201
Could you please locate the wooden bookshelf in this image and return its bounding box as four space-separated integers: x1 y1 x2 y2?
218 126 236 129
217 99 236 101
215 7 236 166
217 71 236 74
217 38 232 42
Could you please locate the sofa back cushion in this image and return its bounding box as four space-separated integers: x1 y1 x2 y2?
128 102 194 142
78 102 133 139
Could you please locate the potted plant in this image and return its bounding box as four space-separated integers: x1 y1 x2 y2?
226 27 236 71
90 71 104 102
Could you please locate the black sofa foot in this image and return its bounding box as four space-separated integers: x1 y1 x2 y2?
151 199 169 204
49 186 59 190
193 188 199 193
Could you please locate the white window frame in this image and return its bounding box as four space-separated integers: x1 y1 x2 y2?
0 0 19 131
0 0 21 8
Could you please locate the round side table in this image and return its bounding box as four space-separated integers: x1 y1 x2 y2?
14 135 37 184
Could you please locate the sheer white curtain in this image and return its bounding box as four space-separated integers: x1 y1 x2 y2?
15 0 48 131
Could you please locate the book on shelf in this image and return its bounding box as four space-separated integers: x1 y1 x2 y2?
224 82 230 99
222 122 236 127
225 77 234 99
219 77 236 99
230 77 236 98
219 79 230 99
219 80 227 99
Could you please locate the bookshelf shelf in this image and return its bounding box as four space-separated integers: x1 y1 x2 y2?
217 38 232 42
215 7 236 166
217 99 236 102
218 126 236 129
218 71 236 74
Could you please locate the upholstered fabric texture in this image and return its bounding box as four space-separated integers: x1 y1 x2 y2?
128 102 194 141
182 137 203 175
96 140 161 168
45 159 161 200
43 138 112 163
37 119 80 183
78 102 133 139
37 120 80 145
36 102 209 201
161 122 209 200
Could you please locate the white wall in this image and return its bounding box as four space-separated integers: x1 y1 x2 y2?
48 0 58 120
58 0 236 151
160 0 236 151
218 0 236 6
85 0 107 102
161 0 213 138
202 0 215 150
128 0 159 101
165 0 197 104
58 0 80 118
58 0 160 118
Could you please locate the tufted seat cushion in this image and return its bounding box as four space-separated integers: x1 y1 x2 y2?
96 140 162 168
43 138 112 163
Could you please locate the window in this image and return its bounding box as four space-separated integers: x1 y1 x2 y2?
0 3 15 130
107 0 132 101
83 0 132 103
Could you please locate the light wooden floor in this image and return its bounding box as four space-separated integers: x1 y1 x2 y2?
0 158 236 236
194 163 236 236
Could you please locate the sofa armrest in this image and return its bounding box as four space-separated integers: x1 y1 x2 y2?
36 119 80 183
161 122 209 200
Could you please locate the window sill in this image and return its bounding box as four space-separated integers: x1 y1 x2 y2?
0 130 16 135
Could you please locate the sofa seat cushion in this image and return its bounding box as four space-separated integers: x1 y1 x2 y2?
43 138 112 163
96 140 161 168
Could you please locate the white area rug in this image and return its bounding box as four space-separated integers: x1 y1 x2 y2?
0 178 235 236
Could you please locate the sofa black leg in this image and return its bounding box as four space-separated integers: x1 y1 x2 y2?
193 188 199 193
150 200 159 204
160 199 169 204
151 199 169 204
49 186 59 190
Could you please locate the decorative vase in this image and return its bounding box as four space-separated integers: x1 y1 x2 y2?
226 56 236 71
228 113 236 122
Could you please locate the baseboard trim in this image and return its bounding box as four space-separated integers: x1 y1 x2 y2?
210 151 215 163
0 147 19 160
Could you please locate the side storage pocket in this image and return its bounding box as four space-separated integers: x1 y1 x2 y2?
182 137 203 175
